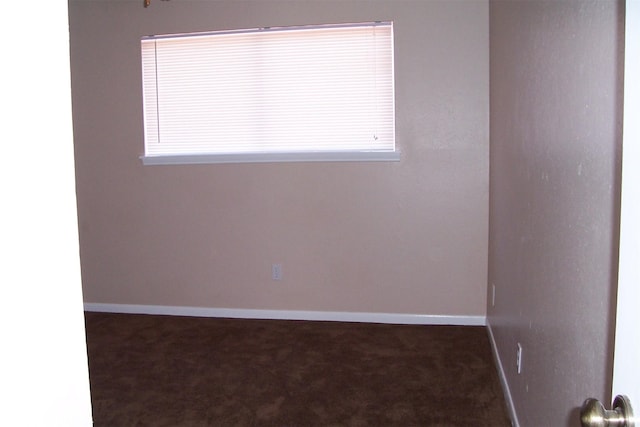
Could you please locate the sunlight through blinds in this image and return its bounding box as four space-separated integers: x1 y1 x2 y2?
141 22 395 158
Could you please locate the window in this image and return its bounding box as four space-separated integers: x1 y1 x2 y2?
140 22 397 165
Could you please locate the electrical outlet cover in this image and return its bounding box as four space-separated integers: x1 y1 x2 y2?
272 264 282 280
516 343 523 374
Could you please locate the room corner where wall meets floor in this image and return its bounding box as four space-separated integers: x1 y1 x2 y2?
83 303 487 326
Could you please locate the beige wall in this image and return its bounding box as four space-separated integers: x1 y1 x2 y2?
488 1 624 425
69 0 489 316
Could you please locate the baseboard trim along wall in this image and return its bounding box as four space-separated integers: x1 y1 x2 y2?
487 321 520 427
83 303 486 326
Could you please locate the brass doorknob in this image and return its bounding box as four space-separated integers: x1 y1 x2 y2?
580 395 634 427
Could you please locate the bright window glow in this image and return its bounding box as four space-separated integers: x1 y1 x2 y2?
140 22 396 164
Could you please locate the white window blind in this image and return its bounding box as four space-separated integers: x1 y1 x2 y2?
140 22 396 164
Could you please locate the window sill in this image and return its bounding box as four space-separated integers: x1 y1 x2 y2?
140 151 400 165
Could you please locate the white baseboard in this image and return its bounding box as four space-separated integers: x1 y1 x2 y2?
487 320 519 427
83 303 486 326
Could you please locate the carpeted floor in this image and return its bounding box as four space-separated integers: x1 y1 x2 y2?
84 312 511 426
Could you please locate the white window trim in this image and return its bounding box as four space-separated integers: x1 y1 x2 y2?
140 150 400 166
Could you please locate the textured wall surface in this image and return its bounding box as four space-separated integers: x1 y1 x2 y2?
488 1 624 425
69 0 489 316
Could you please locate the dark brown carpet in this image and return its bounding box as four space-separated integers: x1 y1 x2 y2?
84 312 511 427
